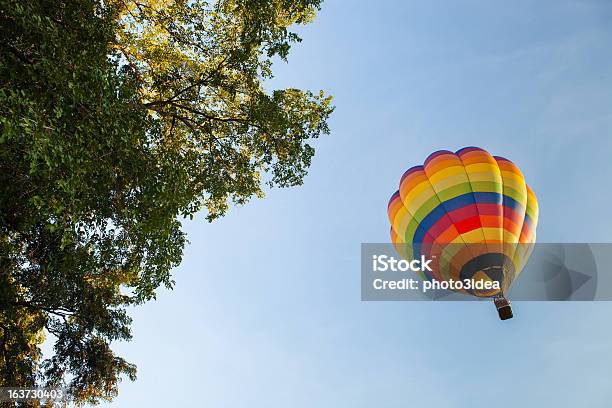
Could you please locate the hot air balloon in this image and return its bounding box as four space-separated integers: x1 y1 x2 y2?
387 147 539 320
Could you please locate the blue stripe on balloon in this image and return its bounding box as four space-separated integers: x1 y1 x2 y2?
523 214 533 228
502 195 522 211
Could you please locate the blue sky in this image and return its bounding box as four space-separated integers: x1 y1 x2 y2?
106 1 612 406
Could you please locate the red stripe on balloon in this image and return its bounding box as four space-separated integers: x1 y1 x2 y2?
454 215 483 234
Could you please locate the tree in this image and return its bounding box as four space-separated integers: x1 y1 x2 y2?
0 0 332 404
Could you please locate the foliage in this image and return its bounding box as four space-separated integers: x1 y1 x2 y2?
0 0 332 404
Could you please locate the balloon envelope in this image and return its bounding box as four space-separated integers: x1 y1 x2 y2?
388 147 539 297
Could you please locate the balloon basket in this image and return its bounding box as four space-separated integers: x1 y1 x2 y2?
494 296 513 320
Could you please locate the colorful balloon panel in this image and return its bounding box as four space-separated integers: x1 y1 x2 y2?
388 147 539 297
